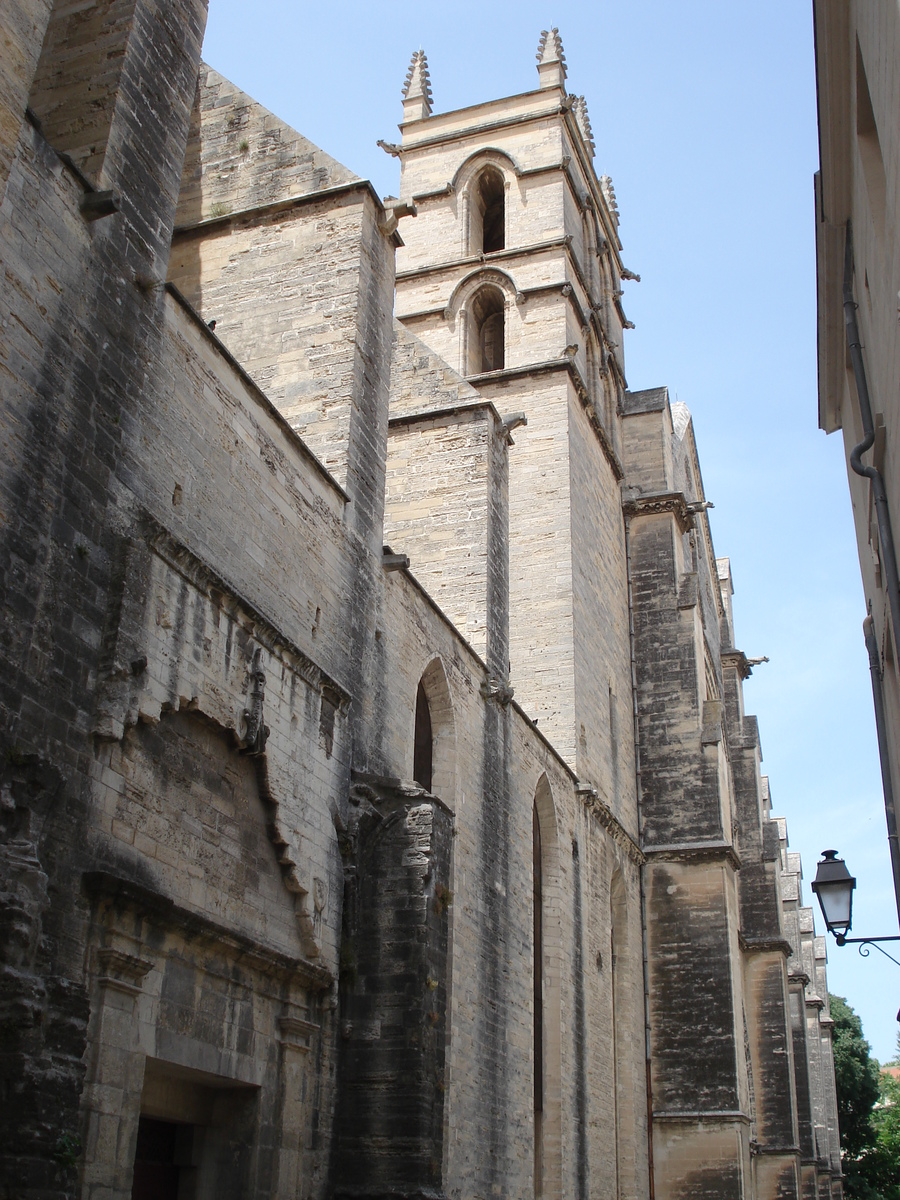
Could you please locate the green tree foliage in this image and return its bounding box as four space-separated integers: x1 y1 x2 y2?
830 994 900 1199
865 1071 900 1199
832 994 882 1158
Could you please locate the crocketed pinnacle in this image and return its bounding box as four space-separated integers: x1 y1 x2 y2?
536 27 567 89
403 49 433 109
536 27 566 67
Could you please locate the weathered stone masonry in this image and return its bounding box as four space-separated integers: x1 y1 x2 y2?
0 9 841 1200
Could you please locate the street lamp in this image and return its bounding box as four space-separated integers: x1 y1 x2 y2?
810 850 855 941
811 850 900 966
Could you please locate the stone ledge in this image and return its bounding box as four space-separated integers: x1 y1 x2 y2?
642 840 742 870
83 871 333 992
739 933 793 958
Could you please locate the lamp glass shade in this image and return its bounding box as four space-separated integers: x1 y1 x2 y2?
811 850 856 935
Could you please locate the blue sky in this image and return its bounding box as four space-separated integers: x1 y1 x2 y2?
200 1 898 1062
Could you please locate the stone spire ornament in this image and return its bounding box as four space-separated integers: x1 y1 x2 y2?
572 96 595 158
403 49 433 122
536 27 567 90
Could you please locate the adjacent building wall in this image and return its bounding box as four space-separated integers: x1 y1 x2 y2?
814 0 900 921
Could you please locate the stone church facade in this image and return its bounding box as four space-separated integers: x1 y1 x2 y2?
0 3 840 1199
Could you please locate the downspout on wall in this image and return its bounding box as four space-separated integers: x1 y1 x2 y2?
843 220 900 923
863 615 900 930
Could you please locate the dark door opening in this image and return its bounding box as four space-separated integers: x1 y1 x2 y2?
131 1116 190 1200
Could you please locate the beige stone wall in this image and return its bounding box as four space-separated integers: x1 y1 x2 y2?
372 565 648 1199
176 64 359 226
815 0 900 891
385 403 507 668
168 188 386 499
778 820 844 1194
0 0 52 202
567 388 636 820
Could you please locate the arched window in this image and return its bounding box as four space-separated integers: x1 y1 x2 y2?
470 167 506 254
468 285 505 375
533 774 561 1198
610 870 636 1198
413 681 433 792
533 803 544 1197
412 658 455 803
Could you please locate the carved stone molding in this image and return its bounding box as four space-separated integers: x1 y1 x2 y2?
146 516 351 710
278 1007 320 1053
575 785 644 865
642 840 742 871
238 646 270 755
739 933 793 958
622 491 694 534
481 676 514 706
85 871 333 992
96 947 153 997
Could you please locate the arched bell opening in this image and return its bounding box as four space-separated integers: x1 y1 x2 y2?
470 166 506 254
467 285 506 375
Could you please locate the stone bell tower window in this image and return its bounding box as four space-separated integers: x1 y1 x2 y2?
468 286 505 375
472 167 506 254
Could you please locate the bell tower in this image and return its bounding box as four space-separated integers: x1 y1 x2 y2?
393 31 637 820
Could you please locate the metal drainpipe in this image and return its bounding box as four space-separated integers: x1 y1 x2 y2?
843 221 900 918
843 223 900 650
863 615 900 929
623 515 654 1200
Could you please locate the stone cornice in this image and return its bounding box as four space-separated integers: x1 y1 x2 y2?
395 236 569 282
739 933 793 958
642 840 742 870
166 285 350 504
84 870 333 992
721 650 753 681
622 492 695 534
468 358 624 481
278 1009 320 1053
575 785 644 865
96 947 153 997
652 1109 750 1125
171 178 382 239
400 99 567 153
144 515 353 711
388 399 502 431
750 1143 801 1158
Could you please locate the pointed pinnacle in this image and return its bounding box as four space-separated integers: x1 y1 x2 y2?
403 49 433 108
536 27 567 89
536 27 566 68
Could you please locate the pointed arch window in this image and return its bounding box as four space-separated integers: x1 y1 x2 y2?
413 681 433 792
533 802 544 1196
468 285 505 375
470 166 506 254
